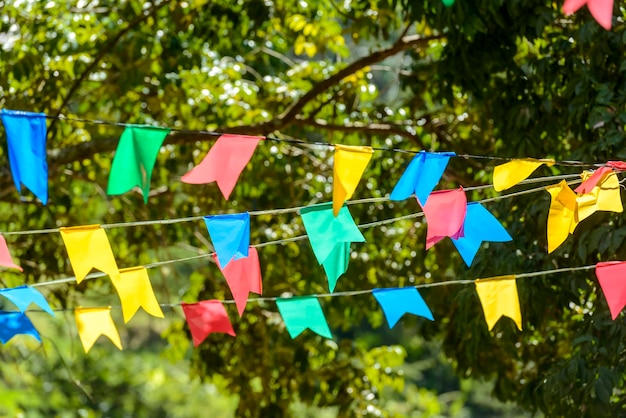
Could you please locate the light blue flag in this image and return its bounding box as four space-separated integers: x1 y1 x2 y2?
0 311 40 343
276 296 332 339
390 151 455 204
451 202 512 267
0 286 54 315
0 109 48 204
373 287 434 328
204 213 250 267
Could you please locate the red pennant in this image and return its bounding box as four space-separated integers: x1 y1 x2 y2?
181 300 236 346
595 261 626 320
0 236 23 272
181 134 263 200
420 188 467 249
562 0 613 30
213 246 262 317
574 167 613 194
607 161 626 171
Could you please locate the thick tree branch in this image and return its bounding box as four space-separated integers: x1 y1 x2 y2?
292 117 421 143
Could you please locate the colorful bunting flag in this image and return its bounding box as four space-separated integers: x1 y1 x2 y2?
575 170 622 223
451 203 512 266
0 235 23 271
204 213 250 268
390 151 455 204
0 109 48 204
574 167 613 194
59 225 120 284
213 247 262 317
493 158 554 192
0 286 54 315
545 181 577 253
181 134 263 200
275 296 332 339
181 300 236 347
107 125 171 203
595 261 626 320
475 276 522 331
111 267 164 323
421 188 467 250
75 307 123 353
0 311 40 343
300 203 365 292
333 144 373 216
372 287 434 328
563 0 613 30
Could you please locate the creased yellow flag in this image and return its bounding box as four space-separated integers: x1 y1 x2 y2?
112 267 164 323
493 158 555 192
333 144 373 216
546 181 577 253
75 307 123 353
475 276 522 331
59 225 119 284
576 171 623 223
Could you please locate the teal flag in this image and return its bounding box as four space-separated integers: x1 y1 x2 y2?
107 125 171 203
300 203 365 292
276 296 332 339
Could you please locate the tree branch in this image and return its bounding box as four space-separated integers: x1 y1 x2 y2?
292 117 421 143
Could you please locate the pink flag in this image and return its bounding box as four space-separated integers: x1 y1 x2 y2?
563 0 613 30
595 262 626 320
574 167 613 194
181 134 264 200
0 236 23 272
181 300 236 347
420 188 467 249
607 161 626 171
213 247 262 317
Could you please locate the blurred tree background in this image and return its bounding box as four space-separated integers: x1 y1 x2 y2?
1 0 625 416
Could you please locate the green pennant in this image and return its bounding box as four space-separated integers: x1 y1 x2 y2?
275 296 332 339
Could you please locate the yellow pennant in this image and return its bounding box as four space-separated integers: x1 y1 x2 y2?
75 307 123 353
111 267 164 323
576 171 623 223
333 144 373 216
493 158 555 192
546 181 577 253
475 276 522 331
59 225 119 284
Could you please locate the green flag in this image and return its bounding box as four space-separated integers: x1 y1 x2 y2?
276 296 332 339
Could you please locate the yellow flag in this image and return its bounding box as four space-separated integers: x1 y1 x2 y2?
333 144 373 216
112 267 164 323
59 225 119 284
493 158 555 192
576 171 623 223
475 276 522 331
546 181 577 253
75 307 123 353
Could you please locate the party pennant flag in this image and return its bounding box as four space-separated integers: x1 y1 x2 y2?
493 158 555 192
0 286 54 315
0 109 48 204
74 307 122 352
421 188 467 249
111 267 164 323
607 161 626 171
451 203 512 266
574 167 614 194
107 125 171 203
545 181 577 253
372 287 434 328
575 170 622 224
0 311 40 343
213 247 262 317
300 203 365 292
563 0 613 30
59 225 119 284
390 151 456 204
181 134 263 200
595 261 626 319
475 276 522 331
275 296 332 339
204 213 250 268
333 144 373 215
181 300 236 347
0 235 23 271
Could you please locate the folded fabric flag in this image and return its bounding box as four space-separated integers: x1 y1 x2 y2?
300 203 365 292
373 287 434 328
451 203 512 266
595 261 626 319
0 109 48 204
574 167 614 194
0 311 40 343
390 151 455 204
545 181 578 253
421 188 467 249
75 307 123 353
333 144 373 216
275 296 332 339
181 300 236 347
204 213 250 268
213 247 262 317
0 235 23 271
181 134 263 200
111 267 164 323
575 170 622 224
0 285 54 315
59 225 120 284
493 158 554 192
107 125 171 203
563 0 613 30
475 276 522 331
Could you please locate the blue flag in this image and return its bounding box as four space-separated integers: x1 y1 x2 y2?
0 286 54 315
451 202 512 267
0 109 48 204
204 213 250 267
275 296 332 339
373 287 434 328
0 311 40 343
390 151 455 204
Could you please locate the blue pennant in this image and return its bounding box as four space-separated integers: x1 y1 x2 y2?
390 151 455 204
204 213 250 267
373 287 434 328
0 285 54 315
0 311 40 343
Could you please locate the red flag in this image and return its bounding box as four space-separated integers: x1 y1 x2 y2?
181 300 236 346
0 235 23 272
574 167 613 194
420 188 467 249
607 161 626 171
595 261 626 320
562 0 613 30
213 247 262 317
